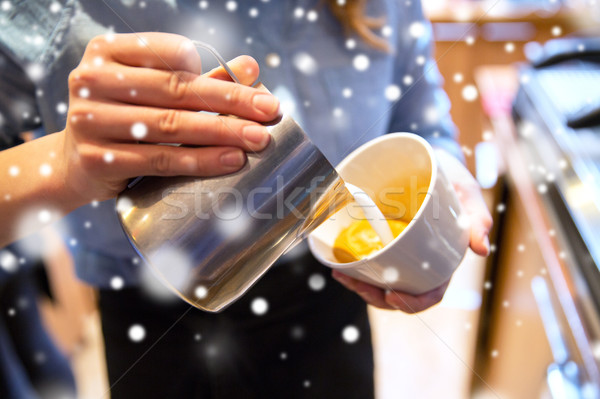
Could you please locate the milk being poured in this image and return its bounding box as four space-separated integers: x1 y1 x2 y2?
331 183 409 263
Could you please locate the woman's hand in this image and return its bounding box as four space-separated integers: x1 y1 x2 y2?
332 148 493 313
60 32 279 204
0 32 280 247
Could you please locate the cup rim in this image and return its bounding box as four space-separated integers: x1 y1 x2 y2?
309 132 438 269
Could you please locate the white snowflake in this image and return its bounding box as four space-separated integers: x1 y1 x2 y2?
308 273 326 291
1 1 11 12
551 25 562 36
416 55 426 65
465 36 475 45
225 1 237 12
342 87 353 98
408 22 425 38
8 165 19 177
38 209 52 224
453 73 463 83
403 75 413 85
342 325 360 343
306 10 318 22
49 1 61 13
352 54 369 71
457 214 470 229
149 247 193 293
39 163 52 176
131 122 148 139
199 1 208 10
214 207 252 240
195 285 208 299
26 63 45 82
103 152 115 163
290 325 305 340
332 107 343 118
56 102 67 114
251 297 269 315
384 84 401 101
110 276 124 290
381 25 392 37
382 267 399 282
0 250 18 273
249 7 258 17
345 38 356 50
461 85 478 102
294 7 304 18
265 53 281 68
293 52 318 75
78 87 90 98
504 42 515 53
93 56 104 67
116 196 134 213
490 349 499 358
424 106 439 123
128 324 146 342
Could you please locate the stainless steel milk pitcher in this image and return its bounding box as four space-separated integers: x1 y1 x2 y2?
116 42 351 312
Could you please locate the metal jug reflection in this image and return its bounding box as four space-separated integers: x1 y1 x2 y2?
117 111 351 312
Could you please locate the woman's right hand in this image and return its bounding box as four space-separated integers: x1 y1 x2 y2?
60 32 279 204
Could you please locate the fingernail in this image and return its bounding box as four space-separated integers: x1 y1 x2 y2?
252 93 279 116
220 150 245 168
482 234 490 256
243 125 270 149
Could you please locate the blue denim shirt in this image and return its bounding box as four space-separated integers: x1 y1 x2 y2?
0 0 461 287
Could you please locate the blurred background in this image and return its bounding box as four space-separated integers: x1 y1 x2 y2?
5 0 600 398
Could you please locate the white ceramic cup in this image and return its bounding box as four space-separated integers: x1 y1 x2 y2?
307 133 470 295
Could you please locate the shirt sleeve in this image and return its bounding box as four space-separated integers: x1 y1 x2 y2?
0 50 40 150
386 0 464 162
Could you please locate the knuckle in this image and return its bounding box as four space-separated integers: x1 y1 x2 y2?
87 35 104 49
227 84 243 107
167 72 188 102
158 109 180 136
214 115 234 140
68 68 97 94
150 150 172 174
67 104 90 124
77 143 104 172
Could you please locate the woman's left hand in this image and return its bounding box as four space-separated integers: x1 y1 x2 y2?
332 148 493 312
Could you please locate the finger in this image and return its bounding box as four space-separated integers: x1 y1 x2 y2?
332 271 396 310
91 32 202 74
204 55 260 86
455 182 493 257
72 64 280 122
384 281 449 313
77 142 246 179
70 102 270 152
